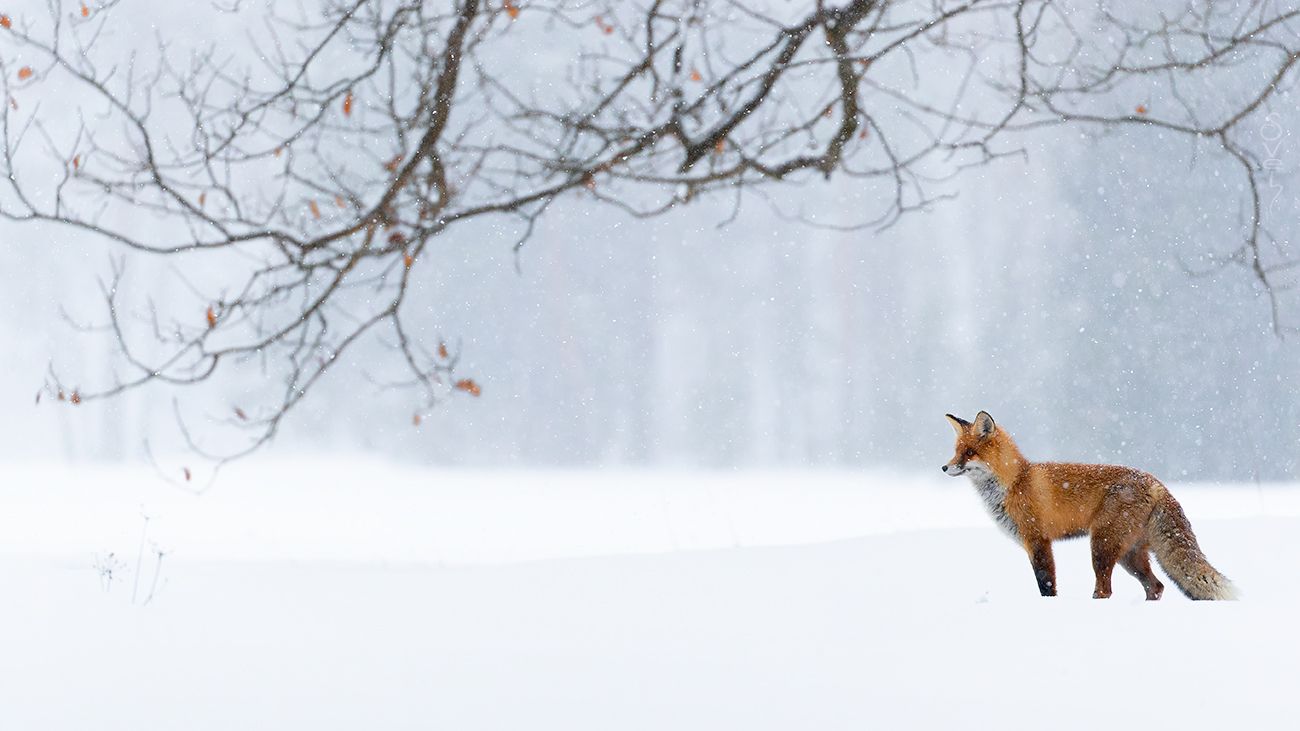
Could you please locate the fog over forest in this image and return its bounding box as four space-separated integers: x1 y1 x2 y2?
0 1 1296 480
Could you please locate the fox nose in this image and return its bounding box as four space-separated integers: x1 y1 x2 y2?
941 464 949 473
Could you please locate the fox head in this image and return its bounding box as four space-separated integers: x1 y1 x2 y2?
942 411 998 477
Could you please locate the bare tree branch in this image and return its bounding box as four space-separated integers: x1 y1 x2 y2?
0 0 1295 458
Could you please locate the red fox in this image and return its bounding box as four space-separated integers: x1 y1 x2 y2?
942 411 1236 600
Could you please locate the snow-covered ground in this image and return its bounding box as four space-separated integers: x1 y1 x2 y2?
2 461 1298 729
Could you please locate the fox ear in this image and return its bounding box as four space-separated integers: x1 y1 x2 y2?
974 411 996 439
945 413 969 436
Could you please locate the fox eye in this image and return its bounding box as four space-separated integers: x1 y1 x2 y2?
963 449 975 459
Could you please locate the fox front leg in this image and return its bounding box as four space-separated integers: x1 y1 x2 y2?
1025 539 1057 597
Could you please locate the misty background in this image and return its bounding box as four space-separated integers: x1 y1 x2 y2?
0 2 1296 481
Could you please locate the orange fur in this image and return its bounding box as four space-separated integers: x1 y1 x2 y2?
943 411 1236 600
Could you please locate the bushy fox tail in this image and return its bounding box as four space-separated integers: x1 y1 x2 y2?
1148 488 1237 600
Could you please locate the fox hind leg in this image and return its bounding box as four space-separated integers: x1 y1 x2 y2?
1119 539 1164 601
1089 529 1126 599
1090 485 1153 599
1089 519 1144 599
